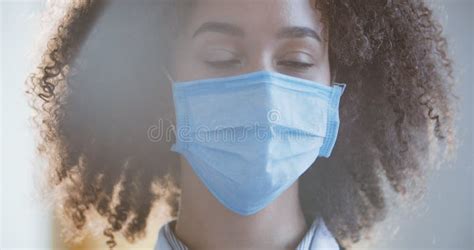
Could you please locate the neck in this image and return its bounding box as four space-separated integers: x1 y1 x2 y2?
174 157 308 250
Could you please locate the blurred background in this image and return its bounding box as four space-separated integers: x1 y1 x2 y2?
1 0 472 249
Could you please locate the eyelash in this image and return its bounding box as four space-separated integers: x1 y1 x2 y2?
277 60 314 69
205 59 241 69
205 60 314 69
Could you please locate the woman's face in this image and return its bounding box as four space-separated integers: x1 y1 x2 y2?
171 0 330 86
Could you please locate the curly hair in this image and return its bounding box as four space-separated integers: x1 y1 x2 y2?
26 0 459 249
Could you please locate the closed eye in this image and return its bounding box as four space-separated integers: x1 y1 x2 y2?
277 60 314 69
204 59 242 69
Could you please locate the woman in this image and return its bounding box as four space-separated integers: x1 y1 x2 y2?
27 0 458 249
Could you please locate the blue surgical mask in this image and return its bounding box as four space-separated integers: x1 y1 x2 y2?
165 70 346 216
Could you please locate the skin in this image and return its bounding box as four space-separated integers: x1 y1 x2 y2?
166 0 331 249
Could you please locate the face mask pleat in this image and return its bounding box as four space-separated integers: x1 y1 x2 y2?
170 70 346 216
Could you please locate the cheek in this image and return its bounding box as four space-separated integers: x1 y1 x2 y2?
171 40 202 82
314 46 331 84
321 54 331 84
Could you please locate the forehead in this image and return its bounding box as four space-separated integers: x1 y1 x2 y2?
182 0 324 38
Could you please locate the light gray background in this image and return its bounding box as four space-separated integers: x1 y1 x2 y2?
1 0 472 249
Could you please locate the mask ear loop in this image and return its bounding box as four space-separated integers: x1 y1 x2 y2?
331 69 337 83
159 66 179 138
160 65 175 86
328 44 338 86
330 66 338 86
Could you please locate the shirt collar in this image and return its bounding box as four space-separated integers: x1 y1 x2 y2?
154 216 340 250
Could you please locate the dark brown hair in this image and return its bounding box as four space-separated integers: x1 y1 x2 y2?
26 0 459 249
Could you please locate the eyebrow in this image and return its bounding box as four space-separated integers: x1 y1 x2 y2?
276 26 322 42
192 21 321 42
192 21 244 38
